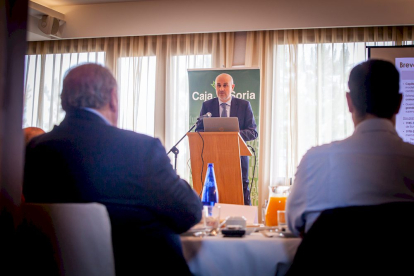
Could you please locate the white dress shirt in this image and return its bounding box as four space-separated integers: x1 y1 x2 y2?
286 118 414 236
219 97 232 117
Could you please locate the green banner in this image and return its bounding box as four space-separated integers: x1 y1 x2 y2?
188 68 260 206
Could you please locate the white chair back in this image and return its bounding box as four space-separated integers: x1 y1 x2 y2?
19 203 115 276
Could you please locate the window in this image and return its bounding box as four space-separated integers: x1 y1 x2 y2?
167 54 212 182
117 56 157 136
269 40 394 182
24 52 105 131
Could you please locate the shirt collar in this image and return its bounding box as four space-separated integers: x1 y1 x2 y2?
354 118 398 136
218 96 232 106
82 107 112 125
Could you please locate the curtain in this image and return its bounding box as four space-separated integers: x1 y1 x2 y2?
24 33 232 183
24 26 414 208
245 26 414 210
25 39 108 131
164 33 233 181
110 36 159 136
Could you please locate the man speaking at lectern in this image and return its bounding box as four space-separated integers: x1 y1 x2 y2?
195 73 258 205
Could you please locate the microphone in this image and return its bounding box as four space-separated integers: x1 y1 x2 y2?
197 112 212 121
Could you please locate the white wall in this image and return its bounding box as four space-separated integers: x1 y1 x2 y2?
30 0 414 41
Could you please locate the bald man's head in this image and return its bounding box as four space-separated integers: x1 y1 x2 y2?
215 73 235 102
61 63 119 126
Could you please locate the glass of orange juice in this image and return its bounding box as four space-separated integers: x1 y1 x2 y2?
265 185 290 226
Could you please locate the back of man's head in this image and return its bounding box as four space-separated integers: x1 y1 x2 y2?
348 59 400 119
23 127 45 145
61 63 117 112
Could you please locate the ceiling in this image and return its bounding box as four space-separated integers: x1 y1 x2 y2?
27 0 414 42
32 0 173 7
33 0 410 7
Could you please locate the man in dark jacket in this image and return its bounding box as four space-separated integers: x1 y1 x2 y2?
195 73 258 205
24 63 202 275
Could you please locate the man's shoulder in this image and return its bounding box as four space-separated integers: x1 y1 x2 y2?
232 96 249 103
402 142 414 155
29 122 161 151
88 125 163 151
231 96 251 105
113 127 161 145
202 97 250 106
397 136 414 154
26 127 64 148
202 97 218 105
301 139 346 160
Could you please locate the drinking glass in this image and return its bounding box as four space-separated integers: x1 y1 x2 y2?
203 205 220 232
277 210 287 231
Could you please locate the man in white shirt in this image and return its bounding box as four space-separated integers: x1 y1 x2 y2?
286 59 414 237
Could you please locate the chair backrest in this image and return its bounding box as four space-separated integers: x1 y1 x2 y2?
286 202 414 276
18 203 115 276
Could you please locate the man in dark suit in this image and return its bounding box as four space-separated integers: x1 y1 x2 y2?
195 73 258 205
23 63 202 276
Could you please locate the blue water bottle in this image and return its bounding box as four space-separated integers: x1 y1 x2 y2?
201 163 219 206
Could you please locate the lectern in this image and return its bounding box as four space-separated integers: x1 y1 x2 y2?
187 132 252 205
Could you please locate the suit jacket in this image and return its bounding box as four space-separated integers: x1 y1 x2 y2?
23 109 202 275
195 97 258 181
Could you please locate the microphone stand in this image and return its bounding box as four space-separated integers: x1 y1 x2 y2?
167 121 199 172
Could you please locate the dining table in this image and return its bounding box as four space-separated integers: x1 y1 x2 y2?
181 231 301 276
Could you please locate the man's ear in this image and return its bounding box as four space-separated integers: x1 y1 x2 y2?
109 88 118 112
346 93 354 113
232 83 235 91
395 93 403 114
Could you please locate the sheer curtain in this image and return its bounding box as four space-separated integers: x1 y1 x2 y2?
24 39 106 130
24 38 158 136
112 36 159 136
164 33 233 181
246 26 414 209
24 34 231 183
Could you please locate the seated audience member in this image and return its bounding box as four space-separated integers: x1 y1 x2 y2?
22 127 45 203
23 127 45 145
286 59 414 237
23 63 202 275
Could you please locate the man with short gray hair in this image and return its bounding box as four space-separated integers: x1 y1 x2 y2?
286 59 414 238
24 63 202 276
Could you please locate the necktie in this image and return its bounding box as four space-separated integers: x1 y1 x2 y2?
221 103 227 117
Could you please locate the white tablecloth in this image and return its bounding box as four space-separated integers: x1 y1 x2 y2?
181 232 301 276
